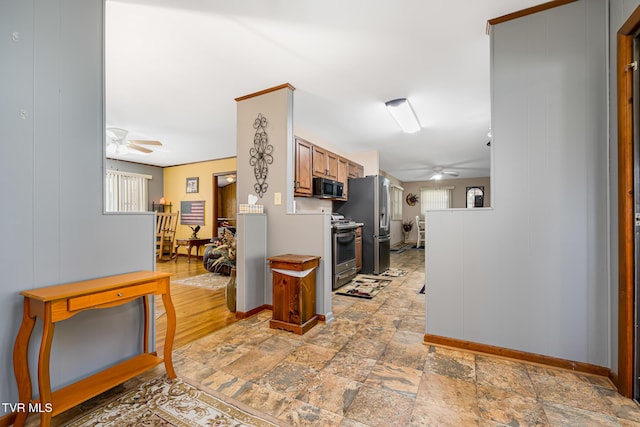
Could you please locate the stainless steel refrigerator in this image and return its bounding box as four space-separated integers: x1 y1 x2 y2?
335 175 391 274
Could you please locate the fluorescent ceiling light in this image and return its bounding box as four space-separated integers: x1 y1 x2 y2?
385 98 421 133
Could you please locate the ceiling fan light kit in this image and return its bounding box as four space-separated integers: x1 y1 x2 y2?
385 98 421 134
430 166 459 180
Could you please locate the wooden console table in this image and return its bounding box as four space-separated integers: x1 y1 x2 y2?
174 238 211 263
12 271 176 427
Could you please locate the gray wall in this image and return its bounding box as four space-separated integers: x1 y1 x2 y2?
426 0 609 365
106 158 165 210
1 0 154 409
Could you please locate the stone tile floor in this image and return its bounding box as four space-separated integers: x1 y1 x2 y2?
172 248 640 426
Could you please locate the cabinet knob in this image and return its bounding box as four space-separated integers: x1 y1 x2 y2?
117 292 123 297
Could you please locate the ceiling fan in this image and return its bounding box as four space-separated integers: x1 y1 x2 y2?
106 127 162 155
429 166 459 180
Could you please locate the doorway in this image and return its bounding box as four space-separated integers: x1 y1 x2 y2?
212 172 237 238
634 34 640 403
617 6 640 400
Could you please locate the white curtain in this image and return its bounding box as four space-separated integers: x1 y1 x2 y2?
105 170 151 212
420 186 454 211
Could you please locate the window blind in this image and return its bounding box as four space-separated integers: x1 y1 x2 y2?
420 186 454 211
105 170 151 212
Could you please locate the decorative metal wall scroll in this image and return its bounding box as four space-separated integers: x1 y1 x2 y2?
249 113 273 198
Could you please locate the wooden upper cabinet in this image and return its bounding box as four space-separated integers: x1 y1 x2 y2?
312 145 338 180
295 138 313 196
326 151 338 180
337 156 348 200
294 135 364 199
312 146 327 177
348 161 364 178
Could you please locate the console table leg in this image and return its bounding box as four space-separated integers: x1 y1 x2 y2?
37 307 54 427
161 292 177 379
142 295 150 354
13 298 36 427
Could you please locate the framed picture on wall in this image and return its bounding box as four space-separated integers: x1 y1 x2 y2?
186 177 199 193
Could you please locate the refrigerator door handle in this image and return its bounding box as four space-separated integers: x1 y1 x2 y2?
377 235 391 242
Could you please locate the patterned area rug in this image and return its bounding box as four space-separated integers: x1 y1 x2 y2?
379 268 408 278
66 375 279 427
336 275 391 299
172 273 229 290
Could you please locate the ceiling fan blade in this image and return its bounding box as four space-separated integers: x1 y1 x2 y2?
127 143 153 154
128 139 162 146
444 170 459 177
106 127 128 141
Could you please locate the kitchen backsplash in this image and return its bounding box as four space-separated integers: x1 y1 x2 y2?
294 196 332 213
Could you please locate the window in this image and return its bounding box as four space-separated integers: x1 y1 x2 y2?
466 186 485 208
391 185 404 220
105 170 151 212
420 186 454 211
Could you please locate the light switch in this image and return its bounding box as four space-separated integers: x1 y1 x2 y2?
274 192 282 205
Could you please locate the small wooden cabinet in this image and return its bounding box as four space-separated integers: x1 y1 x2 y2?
268 254 320 335
294 137 313 196
356 226 363 272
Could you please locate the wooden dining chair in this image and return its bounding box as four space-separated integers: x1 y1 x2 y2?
156 212 179 260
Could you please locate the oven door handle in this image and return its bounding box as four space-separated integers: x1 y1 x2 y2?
335 230 356 239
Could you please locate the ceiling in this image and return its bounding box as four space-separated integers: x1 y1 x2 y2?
105 0 545 182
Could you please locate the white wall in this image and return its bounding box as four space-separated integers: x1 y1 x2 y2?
426 0 609 366
0 0 155 410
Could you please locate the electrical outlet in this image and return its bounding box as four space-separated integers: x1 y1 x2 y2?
274 192 281 205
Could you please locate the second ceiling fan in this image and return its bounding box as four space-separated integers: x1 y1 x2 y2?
430 166 459 180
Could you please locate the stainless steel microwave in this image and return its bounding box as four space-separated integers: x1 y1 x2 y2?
313 177 344 199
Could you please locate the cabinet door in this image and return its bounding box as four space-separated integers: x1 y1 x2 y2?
295 138 313 196
312 145 328 177
326 151 339 180
348 161 364 178
337 157 348 200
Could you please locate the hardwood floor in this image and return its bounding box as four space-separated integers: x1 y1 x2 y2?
155 255 236 353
